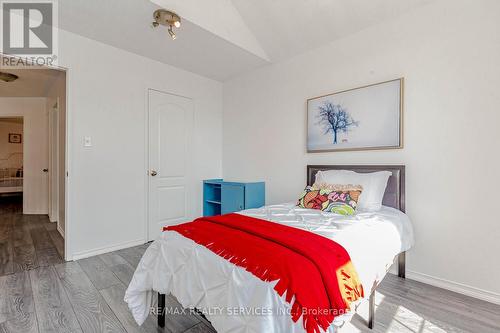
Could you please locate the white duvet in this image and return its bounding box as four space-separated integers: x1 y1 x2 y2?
125 203 414 333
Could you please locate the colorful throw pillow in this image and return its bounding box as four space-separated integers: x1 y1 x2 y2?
296 184 363 216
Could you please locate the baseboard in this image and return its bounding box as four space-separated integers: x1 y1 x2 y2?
57 224 65 238
23 211 49 215
71 238 146 261
403 270 500 305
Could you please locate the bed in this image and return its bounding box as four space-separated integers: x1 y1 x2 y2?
0 168 23 194
125 165 413 332
0 177 23 193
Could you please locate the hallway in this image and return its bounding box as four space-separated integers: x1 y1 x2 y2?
0 195 64 277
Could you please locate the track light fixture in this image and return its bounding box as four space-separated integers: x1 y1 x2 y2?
168 26 176 40
152 9 181 40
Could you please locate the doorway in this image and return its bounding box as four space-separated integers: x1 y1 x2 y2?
0 64 67 272
0 117 24 201
147 89 194 240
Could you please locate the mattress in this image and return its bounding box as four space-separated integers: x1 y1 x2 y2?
125 203 414 332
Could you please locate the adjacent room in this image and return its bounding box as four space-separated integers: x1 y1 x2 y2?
0 117 23 197
0 0 499 333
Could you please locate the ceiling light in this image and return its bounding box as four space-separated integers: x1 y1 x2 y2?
168 26 176 40
0 72 18 82
152 9 181 40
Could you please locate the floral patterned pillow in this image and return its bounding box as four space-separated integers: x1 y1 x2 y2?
296 185 363 216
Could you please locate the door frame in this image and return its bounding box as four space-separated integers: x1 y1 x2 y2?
145 88 194 241
48 98 59 223
0 52 70 260
62 67 70 261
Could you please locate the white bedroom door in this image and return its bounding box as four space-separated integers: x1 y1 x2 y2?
24 108 49 214
148 90 194 241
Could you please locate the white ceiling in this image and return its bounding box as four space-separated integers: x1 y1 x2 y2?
0 65 64 97
232 0 435 61
149 0 270 61
58 0 269 81
56 0 434 81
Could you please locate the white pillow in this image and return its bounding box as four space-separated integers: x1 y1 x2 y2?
314 170 392 211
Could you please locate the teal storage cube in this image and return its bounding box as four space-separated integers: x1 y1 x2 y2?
203 179 265 217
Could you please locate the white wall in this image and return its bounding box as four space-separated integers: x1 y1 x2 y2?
223 0 500 300
55 30 223 259
0 120 23 170
0 98 49 214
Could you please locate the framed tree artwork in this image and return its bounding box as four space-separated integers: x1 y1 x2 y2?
307 78 403 152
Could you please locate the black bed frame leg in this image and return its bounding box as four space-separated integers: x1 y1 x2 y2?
158 293 165 328
368 291 375 329
367 252 406 329
398 251 406 279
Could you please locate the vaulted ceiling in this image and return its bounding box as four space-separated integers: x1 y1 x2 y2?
57 0 435 81
231 0 435 61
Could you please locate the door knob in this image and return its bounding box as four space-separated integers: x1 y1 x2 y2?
42 169 49 172
150 170 157 176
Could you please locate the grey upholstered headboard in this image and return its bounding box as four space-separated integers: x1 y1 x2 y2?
306 165 405 212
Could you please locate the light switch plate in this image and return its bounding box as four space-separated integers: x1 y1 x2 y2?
84 136 92 147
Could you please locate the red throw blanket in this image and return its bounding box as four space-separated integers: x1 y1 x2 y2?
164 213 363 333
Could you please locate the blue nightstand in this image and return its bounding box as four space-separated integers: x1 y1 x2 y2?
203 179 265 216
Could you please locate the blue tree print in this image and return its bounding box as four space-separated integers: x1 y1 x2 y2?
317 102 358 144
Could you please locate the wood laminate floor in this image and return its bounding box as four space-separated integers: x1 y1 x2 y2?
0 196 64 277
1 198 499 333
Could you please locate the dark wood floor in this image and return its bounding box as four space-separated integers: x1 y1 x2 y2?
1 197 499 332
